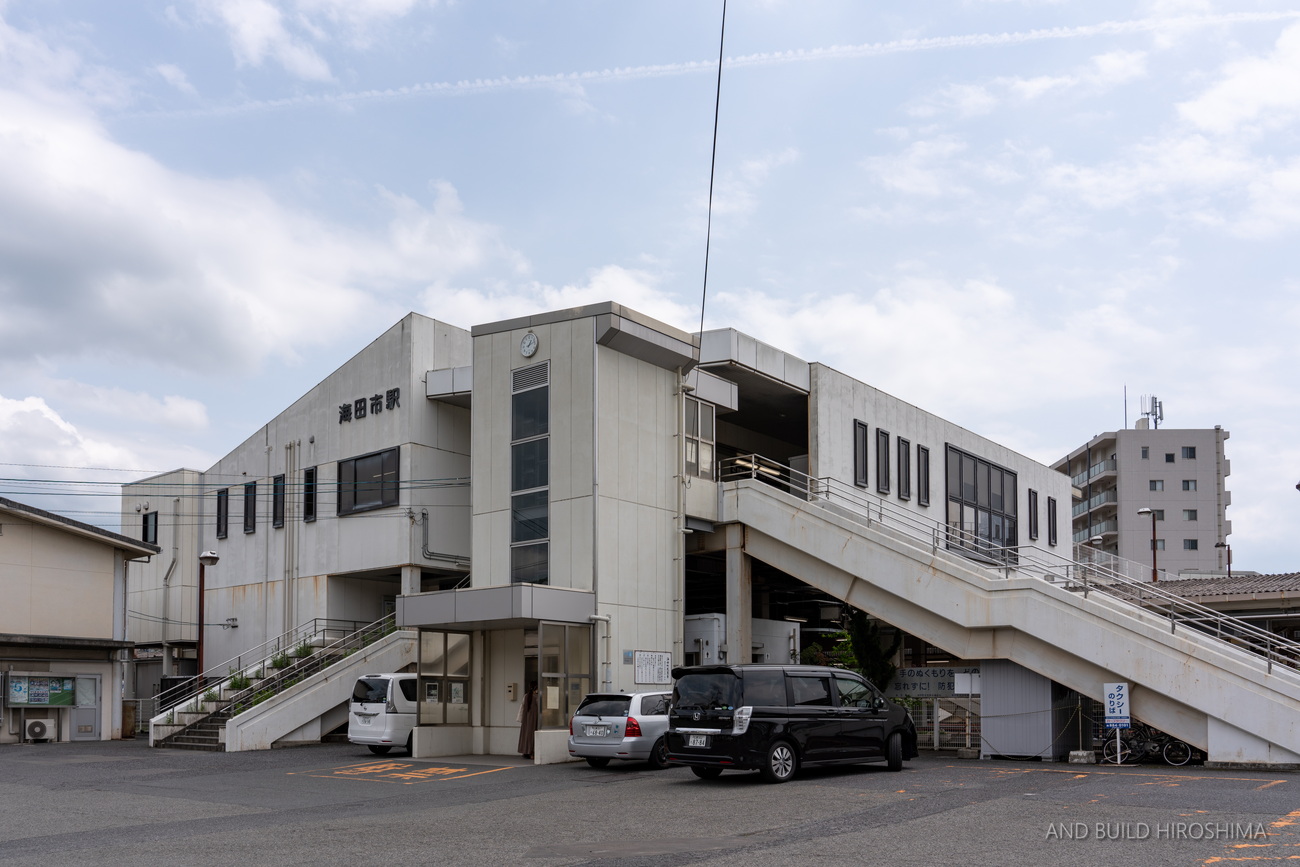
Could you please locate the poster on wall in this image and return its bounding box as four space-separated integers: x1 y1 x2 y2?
634 651 673 684
448 682 464 705
6 675 76 706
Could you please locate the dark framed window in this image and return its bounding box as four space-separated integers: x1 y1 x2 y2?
1165 453 1175 463
216 489 228 539
945 444 1018 558
1182 479 1197 491
243 482 257 534
512 362 549 585
338 447 400 515
1028 489 1039 540
142 511 158 545
1047 496 1058 546
898 437 911 500
1183 539 1199 550
272 474 285 528
303 466 317 523
1182 446 1197 459
1150 480 1164 491
853 420 869 487
875 428 891 495
917 445 930 507
1141 447 1149 459
685 396 716 480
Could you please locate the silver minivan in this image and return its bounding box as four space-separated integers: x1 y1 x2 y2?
348 673 417 755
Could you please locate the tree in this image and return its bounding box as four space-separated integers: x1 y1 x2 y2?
844 609 902 690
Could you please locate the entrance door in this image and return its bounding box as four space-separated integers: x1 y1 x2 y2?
71 675 100 741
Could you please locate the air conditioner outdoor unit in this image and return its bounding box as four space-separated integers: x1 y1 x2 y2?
24 718 53 741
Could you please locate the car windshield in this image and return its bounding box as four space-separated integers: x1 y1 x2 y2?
575 697 631 718
352 678 388 703
672 673 740 711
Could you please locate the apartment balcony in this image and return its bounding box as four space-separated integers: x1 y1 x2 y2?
1071 489 1118 519
1070 459 1117 488
1072 519 1118 544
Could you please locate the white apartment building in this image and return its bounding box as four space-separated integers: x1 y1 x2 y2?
1052 424 1231 579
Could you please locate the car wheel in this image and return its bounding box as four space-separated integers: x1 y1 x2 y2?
691 766 723 780
406 733 414 756
1163 740 1193 767
647 737 670 770
759 741 798 784
367 745 391 755
886 732 903 772
585 757 611 768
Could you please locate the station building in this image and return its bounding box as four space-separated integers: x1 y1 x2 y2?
124 302 1078 760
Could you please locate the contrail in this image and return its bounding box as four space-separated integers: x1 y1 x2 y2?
136 11 1300 119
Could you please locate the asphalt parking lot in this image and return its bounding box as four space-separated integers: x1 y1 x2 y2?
1 739 1296 866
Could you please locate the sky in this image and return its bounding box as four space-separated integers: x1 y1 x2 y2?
1 0 1298 572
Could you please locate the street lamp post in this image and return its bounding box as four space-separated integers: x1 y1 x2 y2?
1136 508 1158 582
1215 541 1232 579
197 551 219 679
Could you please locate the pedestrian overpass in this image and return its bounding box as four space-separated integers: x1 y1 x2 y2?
718 458 1300 767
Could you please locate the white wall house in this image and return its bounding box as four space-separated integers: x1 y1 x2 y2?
1 496 157 743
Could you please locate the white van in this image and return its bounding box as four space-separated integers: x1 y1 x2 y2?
348 673 418 755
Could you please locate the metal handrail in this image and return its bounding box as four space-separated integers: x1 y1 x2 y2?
152 616 374 722
154 614 404 742
720 454 1300 680
223 614 403 718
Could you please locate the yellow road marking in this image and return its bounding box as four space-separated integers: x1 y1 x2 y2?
287 760 514 785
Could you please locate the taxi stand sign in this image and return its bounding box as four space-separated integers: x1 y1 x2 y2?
1104 681 1130 765
1104 682 1130 728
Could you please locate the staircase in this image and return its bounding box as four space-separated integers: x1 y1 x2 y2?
720 456 1300 767
151 614 415 751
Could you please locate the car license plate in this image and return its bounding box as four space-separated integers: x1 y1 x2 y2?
688 734 709 748
358 716 371 726
585 725 610 737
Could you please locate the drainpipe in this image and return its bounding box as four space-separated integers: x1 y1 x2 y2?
589 614 611 691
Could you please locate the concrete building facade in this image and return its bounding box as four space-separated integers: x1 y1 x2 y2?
128 303 1089 760
1052 423 1231 578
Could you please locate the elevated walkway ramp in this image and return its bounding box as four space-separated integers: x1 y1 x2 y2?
722 475 1300 767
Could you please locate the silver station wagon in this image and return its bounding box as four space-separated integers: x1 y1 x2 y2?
568 691 673 769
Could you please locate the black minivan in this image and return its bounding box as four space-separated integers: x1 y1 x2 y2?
665 664 919 783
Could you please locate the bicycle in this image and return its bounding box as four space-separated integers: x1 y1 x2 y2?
1101 723 1194 766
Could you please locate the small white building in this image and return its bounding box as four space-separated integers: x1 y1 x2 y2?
1 496 157 743
124 302 1076 759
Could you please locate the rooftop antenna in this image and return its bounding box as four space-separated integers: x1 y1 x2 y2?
1141 394 1164 430
698 0 728 340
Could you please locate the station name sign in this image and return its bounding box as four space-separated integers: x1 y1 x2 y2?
339 387 400 424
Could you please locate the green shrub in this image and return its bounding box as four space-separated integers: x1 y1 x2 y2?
228 672 251 691
294 640 314 659
203 688 219 703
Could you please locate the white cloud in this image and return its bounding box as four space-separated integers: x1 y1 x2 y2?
0 87 519 375
1178 22 1300 135
863 136 970 198
197 0 333 80
154 63 198 96
710 148 801 218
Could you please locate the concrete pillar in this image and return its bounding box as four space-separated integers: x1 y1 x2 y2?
401 565 421 597
725 524 752 664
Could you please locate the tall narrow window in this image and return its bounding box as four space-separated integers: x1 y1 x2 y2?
684 397 715 480
243 482 257 534
898 437 911 500
875 428 891 495
917 446 930 507
141 511 158 545
1141 446 1149 459
511 362 549 584
303 466 317 523
1047 496 1058 546
1028 489 1039 540
853 420 869 487
272 474 285 528
216 489 228 539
